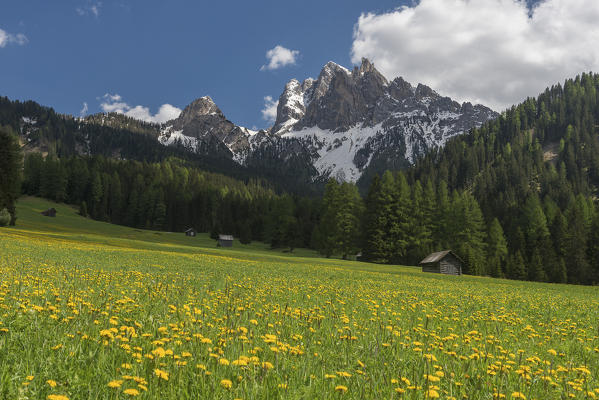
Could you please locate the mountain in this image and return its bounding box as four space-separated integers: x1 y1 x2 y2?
158 58 497 184
1 58 497 193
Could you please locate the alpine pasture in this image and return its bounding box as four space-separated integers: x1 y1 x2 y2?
0 198 598 399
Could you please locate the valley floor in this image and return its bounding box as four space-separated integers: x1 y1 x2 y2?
0 197 598 399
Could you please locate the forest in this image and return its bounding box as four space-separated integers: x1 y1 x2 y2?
2 73 599 285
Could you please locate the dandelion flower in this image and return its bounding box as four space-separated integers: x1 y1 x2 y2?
46 380 57 388
335 385 348 393
154 368 169 381
47 395 69 400
220 379 233 389
123 388 139 396
107 380 123 388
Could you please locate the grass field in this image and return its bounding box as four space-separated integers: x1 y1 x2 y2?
0 197 598 399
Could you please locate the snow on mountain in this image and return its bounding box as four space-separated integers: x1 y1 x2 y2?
156 58 498 183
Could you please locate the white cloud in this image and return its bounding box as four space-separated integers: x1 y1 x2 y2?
261 45 300 71
99 93 181 124
76 1 102 17
351 0 599 111
261 96 278 123
79 102 89 117
0 28 28 48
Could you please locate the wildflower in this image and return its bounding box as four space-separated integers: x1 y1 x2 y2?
262 361 274 370
278 383 288 389
220 379 233 389
335 385 348 393
426 389 440 398
107 380 123 388
154 368 169 381
219 358 230 366
123 388 139 396
47 396 69 400
47 380 58 388
511 393 526 399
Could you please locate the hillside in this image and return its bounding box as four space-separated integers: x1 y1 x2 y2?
392 73 599 284
1 196 598 399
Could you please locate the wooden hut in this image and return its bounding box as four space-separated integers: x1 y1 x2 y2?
218 234 234 247
41 208 57 217
419 250 463 275
185 228 197 237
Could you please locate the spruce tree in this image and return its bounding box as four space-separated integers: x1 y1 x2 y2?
509 251 528 280
0 128 22 225
487 218 508 277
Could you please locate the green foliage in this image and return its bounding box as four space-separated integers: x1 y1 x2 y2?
399 72 599 284
0 208 10 227
0 127 23 225
315 179 363 258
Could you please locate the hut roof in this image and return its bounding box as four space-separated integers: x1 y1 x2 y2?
185 228 196 232
419 250 463 265
218 234 234 241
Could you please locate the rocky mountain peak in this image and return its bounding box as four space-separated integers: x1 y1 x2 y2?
182 96 222 117
157 59 498 185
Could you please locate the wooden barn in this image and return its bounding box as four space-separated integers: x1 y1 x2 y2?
419 250 463 275
218 234 234 247
185 228 197 237
41 208 57 217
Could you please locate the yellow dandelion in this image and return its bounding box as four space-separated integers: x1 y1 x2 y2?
335 385 348 393
220 379 233 389
154 368 169 381
47 395 69 400
46 380 58 388
262 361 274 370
107 380 123 388
511 393 526 399
123 388 139 396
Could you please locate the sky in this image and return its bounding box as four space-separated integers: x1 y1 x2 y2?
2 0 599 130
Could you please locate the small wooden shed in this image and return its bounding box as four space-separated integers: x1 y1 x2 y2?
185 228 197 237
419 250 463 275
218 234 233 247
41 208 57 217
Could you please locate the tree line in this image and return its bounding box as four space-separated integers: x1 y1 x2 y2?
20 154 321 248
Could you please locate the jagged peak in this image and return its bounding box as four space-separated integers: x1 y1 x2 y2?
284 79 302 90
182 96 223 117
321 61 350 76
415 83 438 98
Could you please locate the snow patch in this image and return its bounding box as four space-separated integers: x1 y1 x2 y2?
283 122 384 182
158 127 199 152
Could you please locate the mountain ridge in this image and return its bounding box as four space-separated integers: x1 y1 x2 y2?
158 58 498 183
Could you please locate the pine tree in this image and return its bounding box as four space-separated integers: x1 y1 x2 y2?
487 218 508 277
336 182 363 259
362 173 396 262
509 251 527 280
0 128 22 225
239 220 252 244
79 201 88 218
529 248 547 282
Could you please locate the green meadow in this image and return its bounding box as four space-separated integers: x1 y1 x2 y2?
0 197 598 399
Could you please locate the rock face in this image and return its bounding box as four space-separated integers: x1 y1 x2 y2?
158 59 498 183
159 96 257 162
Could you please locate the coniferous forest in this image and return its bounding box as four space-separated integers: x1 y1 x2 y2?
2 73 599 285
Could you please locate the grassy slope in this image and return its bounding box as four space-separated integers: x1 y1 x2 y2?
1 197 598 399
10 196 424 276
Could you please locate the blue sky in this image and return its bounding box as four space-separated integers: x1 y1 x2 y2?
0 0 404 129
2 0 598 129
